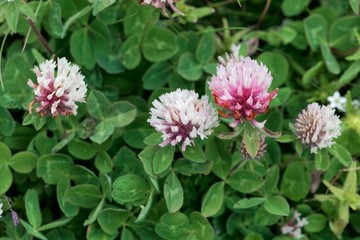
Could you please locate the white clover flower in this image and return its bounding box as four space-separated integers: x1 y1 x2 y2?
28 58 87 117
0 203 3 218
148 89 219 151
281 211 308 239
295 103 341 154
327 91 346 112
140 0 183 16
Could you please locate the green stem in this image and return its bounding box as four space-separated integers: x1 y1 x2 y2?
55 117 64 137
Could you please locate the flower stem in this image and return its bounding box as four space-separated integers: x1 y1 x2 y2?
55 117 65 137
26 17 55 57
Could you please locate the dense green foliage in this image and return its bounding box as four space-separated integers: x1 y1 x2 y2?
0 0 360 239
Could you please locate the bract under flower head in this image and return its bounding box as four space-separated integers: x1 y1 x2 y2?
140 0 183 16
28 58 87 117
148 89 219 151
295 103 341 154
209 45 278 128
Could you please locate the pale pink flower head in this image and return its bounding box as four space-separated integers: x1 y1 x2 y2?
140 0 184 16
295 103 341 154
148 89 219 151
28 58 87 117
209 45 278 128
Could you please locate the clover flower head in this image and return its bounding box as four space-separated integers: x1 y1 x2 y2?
209 45 278 128
295 103 341 154
327 91 346 112
28 58 87 117
148 89 219 151
241 136 267 159
281 211 308 239
0 203 3 218
11 209 19 226
140 0 183 16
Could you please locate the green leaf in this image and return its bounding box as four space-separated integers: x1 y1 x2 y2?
0 142 11 161
95 151 113 173
90 121 115 144
350 0 360 14
257 52 289 89
302 62 324 86
92 0 116 15
20 220 47 240
8 151 37 173
70 28 96 69
275 134 296 143
98 208 132 235
84 198 105 226
177 53 203 81
155 212 214 240
48 2 63 37
142 27 179 62
38 217 73 232
124 3 157 37
329 16 360 51
64 184 102 208
315 148 330 171
270 87 291 107
228 170 264 193
112 174 150 206
181 144 206 163
68 139 97 160
143 61 172 90
6 3 19 33
320 41 340 74
0 106 15 136
153 145 175 175
264 196 290 216
46 229 76 240
243 125 260 159
233 197 265 209
264 165 279 195
337 60 360 88
304 14 328 51
121 228 135 240
25 189 42 228
195 30 216 64
205 138 232 180
304 214 327 233
164 172 184 213
201 182 224 217
105 101 137 128
0 54 33 109
87 90 110 120
14 0 36 21
280 161 310 201
281 0 311 17
57 179 79 217
61 6 92 38
136 190 155 222
174 159 213 176
328 143 352 167
120 34 141 70
37 154 73 185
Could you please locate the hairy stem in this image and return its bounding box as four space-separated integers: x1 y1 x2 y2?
256 0 271 28
26 18 55 57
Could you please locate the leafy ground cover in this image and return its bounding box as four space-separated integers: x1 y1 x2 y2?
0 0 360 239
